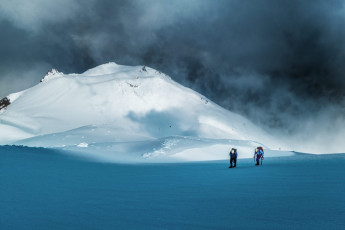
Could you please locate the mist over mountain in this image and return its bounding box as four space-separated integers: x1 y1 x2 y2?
1 0 345 148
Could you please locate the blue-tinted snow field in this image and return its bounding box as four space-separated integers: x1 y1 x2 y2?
1 146 345 230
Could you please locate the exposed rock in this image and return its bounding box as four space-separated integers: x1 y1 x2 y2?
40 69 62 83
127 82 139 88
0 97 10 111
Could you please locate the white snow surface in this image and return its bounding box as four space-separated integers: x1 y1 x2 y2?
0 62 292 162
7 90 26 103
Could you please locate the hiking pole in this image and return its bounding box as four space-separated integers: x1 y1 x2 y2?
261 157 263 165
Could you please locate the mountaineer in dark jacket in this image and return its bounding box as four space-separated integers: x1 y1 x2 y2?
229 148 238 168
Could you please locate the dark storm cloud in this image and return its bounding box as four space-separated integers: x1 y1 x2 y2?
1 0 345 150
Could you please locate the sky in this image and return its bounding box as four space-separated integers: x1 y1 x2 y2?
1 0 345 148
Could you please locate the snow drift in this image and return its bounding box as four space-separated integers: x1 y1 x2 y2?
0 63 289 162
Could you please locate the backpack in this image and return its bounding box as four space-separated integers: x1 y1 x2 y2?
256 147 264 156
230 148 237 158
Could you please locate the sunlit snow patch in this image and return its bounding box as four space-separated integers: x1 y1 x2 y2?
77 142 88 148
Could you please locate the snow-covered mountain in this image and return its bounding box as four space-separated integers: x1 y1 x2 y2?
0 63 290 162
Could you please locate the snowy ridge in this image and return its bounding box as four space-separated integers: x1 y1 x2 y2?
0 62 291 162
0 91 25 114
7 90 26 103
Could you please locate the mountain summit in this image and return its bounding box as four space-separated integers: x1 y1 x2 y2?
0 63 286 162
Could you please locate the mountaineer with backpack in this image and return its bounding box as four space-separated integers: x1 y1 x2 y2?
254 147 264 165
229 148 238 168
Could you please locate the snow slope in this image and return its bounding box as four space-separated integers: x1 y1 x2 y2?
1 146 345 229
0 63 289 162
